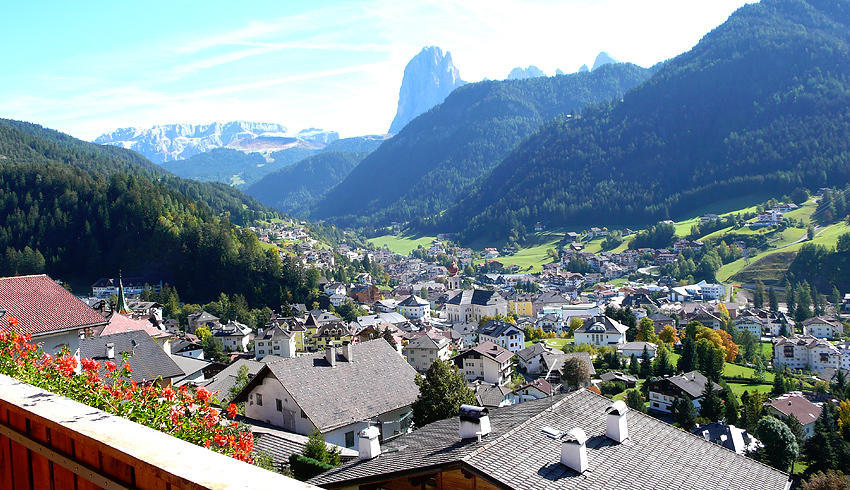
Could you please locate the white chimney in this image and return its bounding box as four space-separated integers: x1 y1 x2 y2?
605 400 629 443
106 342 115 359
560 427 588 473
358 426 381 460
257 328 264 338
325 346 337 367
459 405 491 440
340 342 353 362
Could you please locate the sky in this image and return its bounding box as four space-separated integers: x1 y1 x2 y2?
0 0 756 141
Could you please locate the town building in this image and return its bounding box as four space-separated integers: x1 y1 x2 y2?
403 334 451 372
647 371 723 414
398 295 431 320
573 315 627 347
445 290 507 324
254 325 296 360
477 320 525 353
772 335 841 374
764 392 822 438
801 316 844 340
79 330 184 388
452 342 514 386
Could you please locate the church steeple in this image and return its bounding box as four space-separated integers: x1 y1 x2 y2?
116 271 131 315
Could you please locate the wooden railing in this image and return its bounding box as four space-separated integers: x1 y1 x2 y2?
0 374 315 489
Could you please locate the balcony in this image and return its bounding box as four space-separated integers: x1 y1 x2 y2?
0 374 315 489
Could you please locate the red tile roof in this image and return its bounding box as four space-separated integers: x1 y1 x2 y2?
97 313 170 339
0 274 107 337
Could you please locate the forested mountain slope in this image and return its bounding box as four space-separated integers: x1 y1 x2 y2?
0 119 321 306
246 151 367 217
441 0 850 244
311 63 652 228
0 119 274 225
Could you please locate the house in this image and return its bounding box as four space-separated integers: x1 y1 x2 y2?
669 280 725 302
764 392 822 438
836 342 850 370
517 342 556 375
617 342 658 359
687 307 724 330
255 325 296 360
79 331 184 388
349 284 380 304
452 342 514 386
309 390 790 490
213 320 252 353
735 315 766 339
505 292 534 318
772 335 840 374
169 354 216 387
599 371 638 388
451 322 479 347
692 422 761 455
91 276 156 298
234 340 418 450
171 337 204 359
647 371 723 414
313 321 355 350
533 291 570 316
471 382 513 408
445 290 508 324
0 274 108 355
477 320 525 353
508 378 555 404
573 315 627 347
398 295 431 320
252 430 357 472
323 282 347 297
202 358 266 403
647 313 676 333
843 293 850 314
802 316 844 340
187 310 220 334
403 335 451 372
373 299 398 313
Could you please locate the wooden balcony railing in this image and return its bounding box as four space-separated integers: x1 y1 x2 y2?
0 374 316 489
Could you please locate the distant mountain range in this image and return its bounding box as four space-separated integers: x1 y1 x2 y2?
311 62 651 229
388 46 466 134
95 121 339 164
437 0 850 243
507 66 545 80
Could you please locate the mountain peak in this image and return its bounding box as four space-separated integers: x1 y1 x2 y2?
388 46 465 134
506 65 545 80
592 51 618 70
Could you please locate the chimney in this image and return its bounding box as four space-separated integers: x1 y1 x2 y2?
560 427 588 473
358 426 381 460
106 342 115 359
459 405 491 440
325 346 337 367
340 342 353 362
605 400 629 443
257 327 264 338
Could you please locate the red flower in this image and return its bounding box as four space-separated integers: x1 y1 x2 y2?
104 361 117 372
227 403 238 418
195 387 211 403
123 362 132 373
7 317 18 328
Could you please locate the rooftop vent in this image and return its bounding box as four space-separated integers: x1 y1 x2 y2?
106 342 115 359
605 400 629 443
340 342 353 362
560 427 588 473
358 426 380 461
325 346 336 367
459 405 491 440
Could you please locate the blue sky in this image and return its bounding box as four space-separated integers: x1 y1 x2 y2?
1 0 754 140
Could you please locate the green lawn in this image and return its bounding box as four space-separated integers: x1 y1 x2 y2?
475 231 562 272
760 342 773 359
368 234 436 255
727 382 773 398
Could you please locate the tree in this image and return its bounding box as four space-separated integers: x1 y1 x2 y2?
227 365 250 402
772 369 788 397
721 385 740 425
785 278 796 319
808 224 816 241
673 397 696 431
561 357 591 390
201 334 227 363
625 389 646 413
628 354 639 375
412 359 476 428
699 381 723 422
639 346 653 379
740 390 765 432
381 327 397 347
657 324 679 345
796 281 813 323
678 337 698 373
833 286 843 313
802 470 850 490
635 317 656 342
805 404 842 474
755 416 799 471
768 286 779 312
754 280 765 308
303 429 341 466
652 346 674 377
696 338 724 382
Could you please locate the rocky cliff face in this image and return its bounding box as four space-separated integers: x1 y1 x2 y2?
592 52 618 71
388 46 465 134
506 65 545 80
95 121 338 163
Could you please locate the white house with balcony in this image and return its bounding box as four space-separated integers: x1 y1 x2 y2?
772 335 840 374
477 320 525 354
573 315 628 347
801 316 844 340
452 342 514 386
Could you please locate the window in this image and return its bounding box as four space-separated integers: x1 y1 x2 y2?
276 399 283 412
820 353 829 363
256 394 263 406
345 431 355 448
784 345 795 358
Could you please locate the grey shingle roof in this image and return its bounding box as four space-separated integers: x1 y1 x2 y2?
575 315 628 335
235 339 418 433
477 320 522 338
398 295 429 306
445 289 505 306
454 341 513 364
80 331 184 383
655 371 722 399
203 358 265 402
309 389 789 489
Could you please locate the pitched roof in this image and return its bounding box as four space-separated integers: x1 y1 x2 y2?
658 371 722 399
405 334 448 351
79 331 184 383
257 325 293 342
445 289 505 306
477 319 522 338
765 393 822 426
97 312 170 340
0 274 107 337
188 310 219 323
455 341 513 364
202 358 266 401
309 389 789 489
235 339 418 433
252 430 356 469
398 295 429 307
575 315 628 335
516 342 552 362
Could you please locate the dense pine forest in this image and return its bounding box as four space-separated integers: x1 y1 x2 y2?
438 0 850 244
0 119 322 307
311 63 652 230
